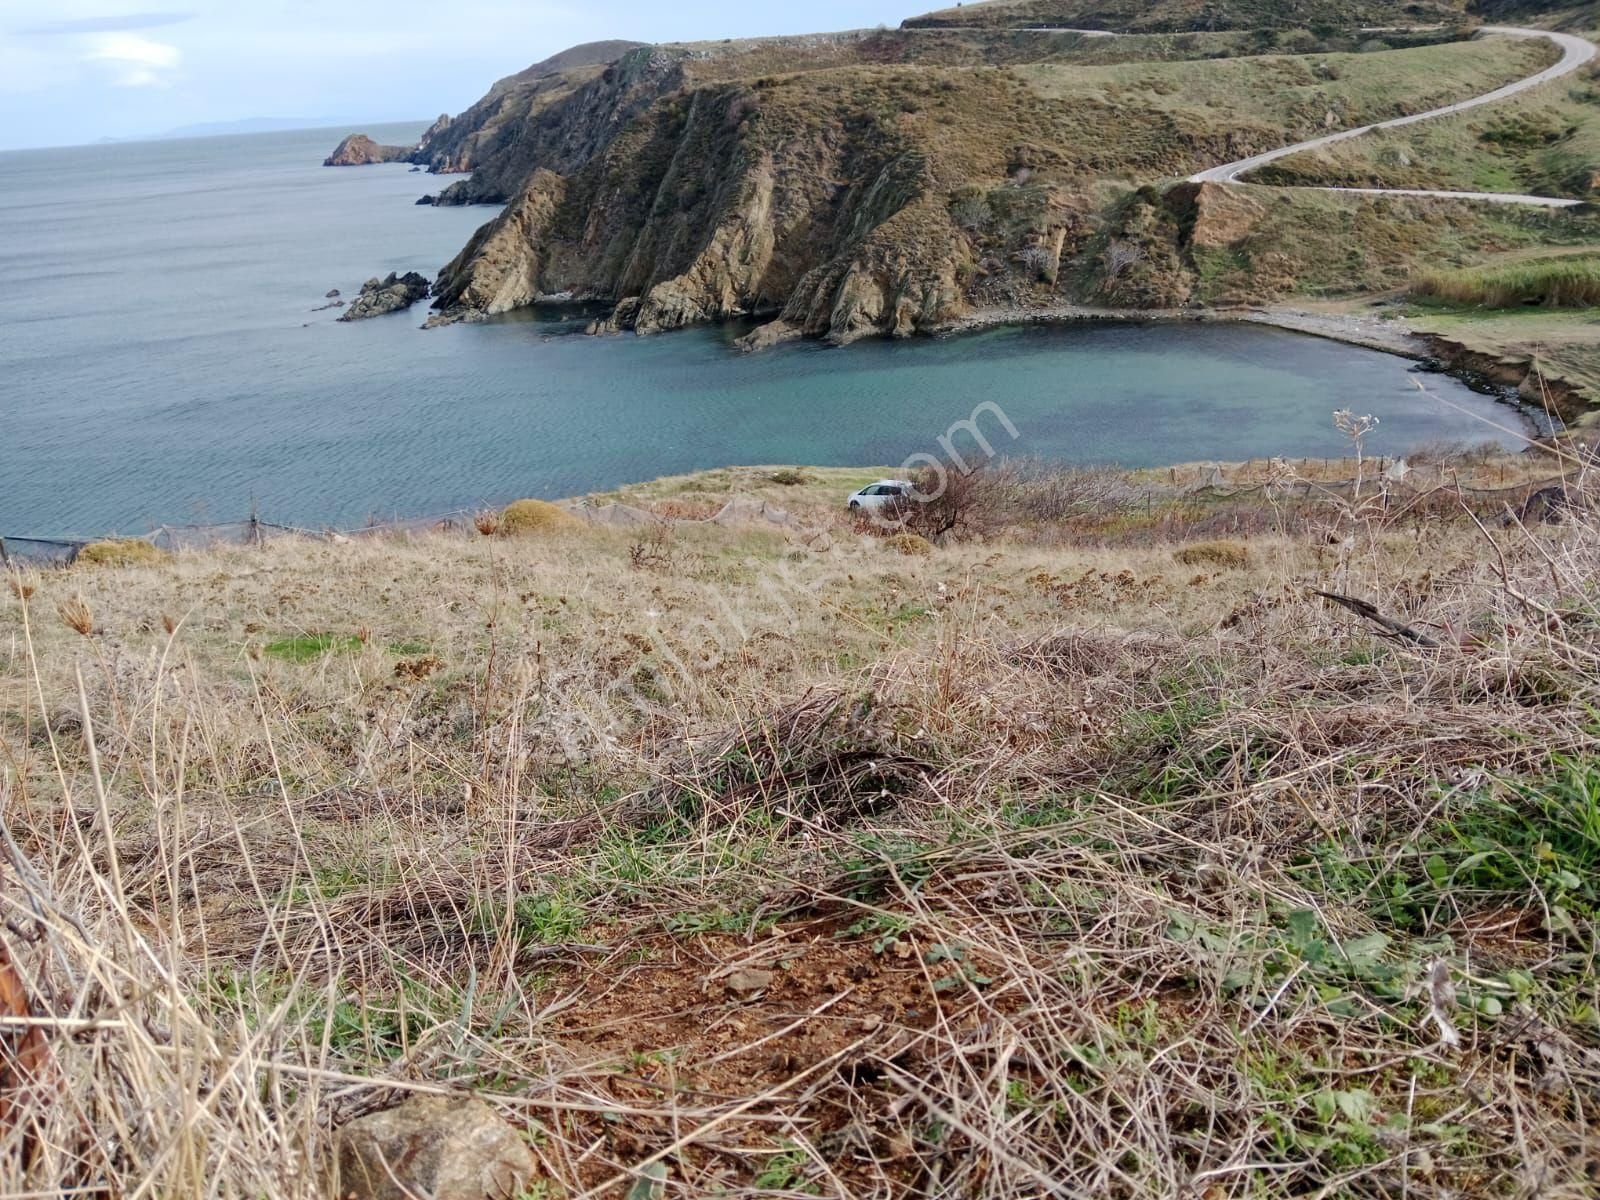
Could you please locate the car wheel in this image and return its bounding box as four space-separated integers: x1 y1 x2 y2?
848 501 860 512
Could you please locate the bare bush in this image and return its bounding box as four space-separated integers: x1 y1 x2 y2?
990 458 1137 522
627 523 675 571
893 458 1003 541
1101 236 1143 280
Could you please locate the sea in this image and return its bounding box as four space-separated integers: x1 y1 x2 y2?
0 122 1523 537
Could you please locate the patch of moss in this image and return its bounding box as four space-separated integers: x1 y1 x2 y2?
76 539 168 568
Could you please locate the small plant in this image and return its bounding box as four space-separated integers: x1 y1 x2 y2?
57 594 94 636
473 508 501 536
6 565 39 601
1333 409 1379 497
499 498 577 536
768 468 809 486
753 1142 815 1192
627 524 675 571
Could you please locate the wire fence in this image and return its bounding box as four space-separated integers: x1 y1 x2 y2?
0 508 480 568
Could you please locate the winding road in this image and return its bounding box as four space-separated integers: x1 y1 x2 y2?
1188 26 1598 206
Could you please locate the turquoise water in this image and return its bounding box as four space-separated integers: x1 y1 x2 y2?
0 125 1519 537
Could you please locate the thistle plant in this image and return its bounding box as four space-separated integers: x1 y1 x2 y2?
1333 409 1380 498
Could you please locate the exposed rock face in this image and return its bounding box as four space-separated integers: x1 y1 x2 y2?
1166 182 1267 250
423 45 681 207
335 1095 536 1200
430 77 978 343
323 134 411 166
338 272 431 321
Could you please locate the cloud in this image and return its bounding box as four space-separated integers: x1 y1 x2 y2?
83 31 181 86
18 12 193 36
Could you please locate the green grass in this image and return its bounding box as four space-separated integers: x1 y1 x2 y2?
1295 756 1600 936
262 633 364 662
1411 253 1600 308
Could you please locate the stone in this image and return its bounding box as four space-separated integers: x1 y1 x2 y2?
722 967 776 994
338 272 432 321
335 1095 536 1200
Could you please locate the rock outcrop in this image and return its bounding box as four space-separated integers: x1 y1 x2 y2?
338 272 431 321
323 134 412 166
335 1095 536 1200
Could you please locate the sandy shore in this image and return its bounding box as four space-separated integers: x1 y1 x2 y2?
936 301 1430 358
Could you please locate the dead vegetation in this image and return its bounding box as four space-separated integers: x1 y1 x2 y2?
1 446 1598 1197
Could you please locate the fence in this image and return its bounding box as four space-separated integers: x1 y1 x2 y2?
0 508 480 568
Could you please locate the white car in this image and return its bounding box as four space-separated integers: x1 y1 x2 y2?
847 479 916 513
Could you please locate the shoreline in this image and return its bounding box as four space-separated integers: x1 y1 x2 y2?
935 301 1427 358
935 301 1562 436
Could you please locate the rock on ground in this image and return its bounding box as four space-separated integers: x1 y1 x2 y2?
335 1094 536 1200
338 272 432 321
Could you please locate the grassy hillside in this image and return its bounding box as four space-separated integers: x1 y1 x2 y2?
1133 182 1600 304
4 449 1597 1197
903 0 1468 32
1253 53 1600 198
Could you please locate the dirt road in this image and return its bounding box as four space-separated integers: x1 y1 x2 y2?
1186 27 1596 204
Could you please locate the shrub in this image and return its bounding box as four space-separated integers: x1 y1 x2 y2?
769 468 810 486
1174 540 1251 569
898 459 1002 542
885 533 932 557
76 539 168 568
498 499 577 536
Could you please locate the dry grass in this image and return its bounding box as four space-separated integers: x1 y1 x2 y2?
498 497 578 536
1173 538 1251 568
1412 255 1600 310
1 453 1598 1197
884 533 934 556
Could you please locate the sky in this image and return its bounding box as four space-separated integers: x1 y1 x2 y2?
0 1 923 150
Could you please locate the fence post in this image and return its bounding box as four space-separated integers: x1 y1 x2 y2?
0 537 9 568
